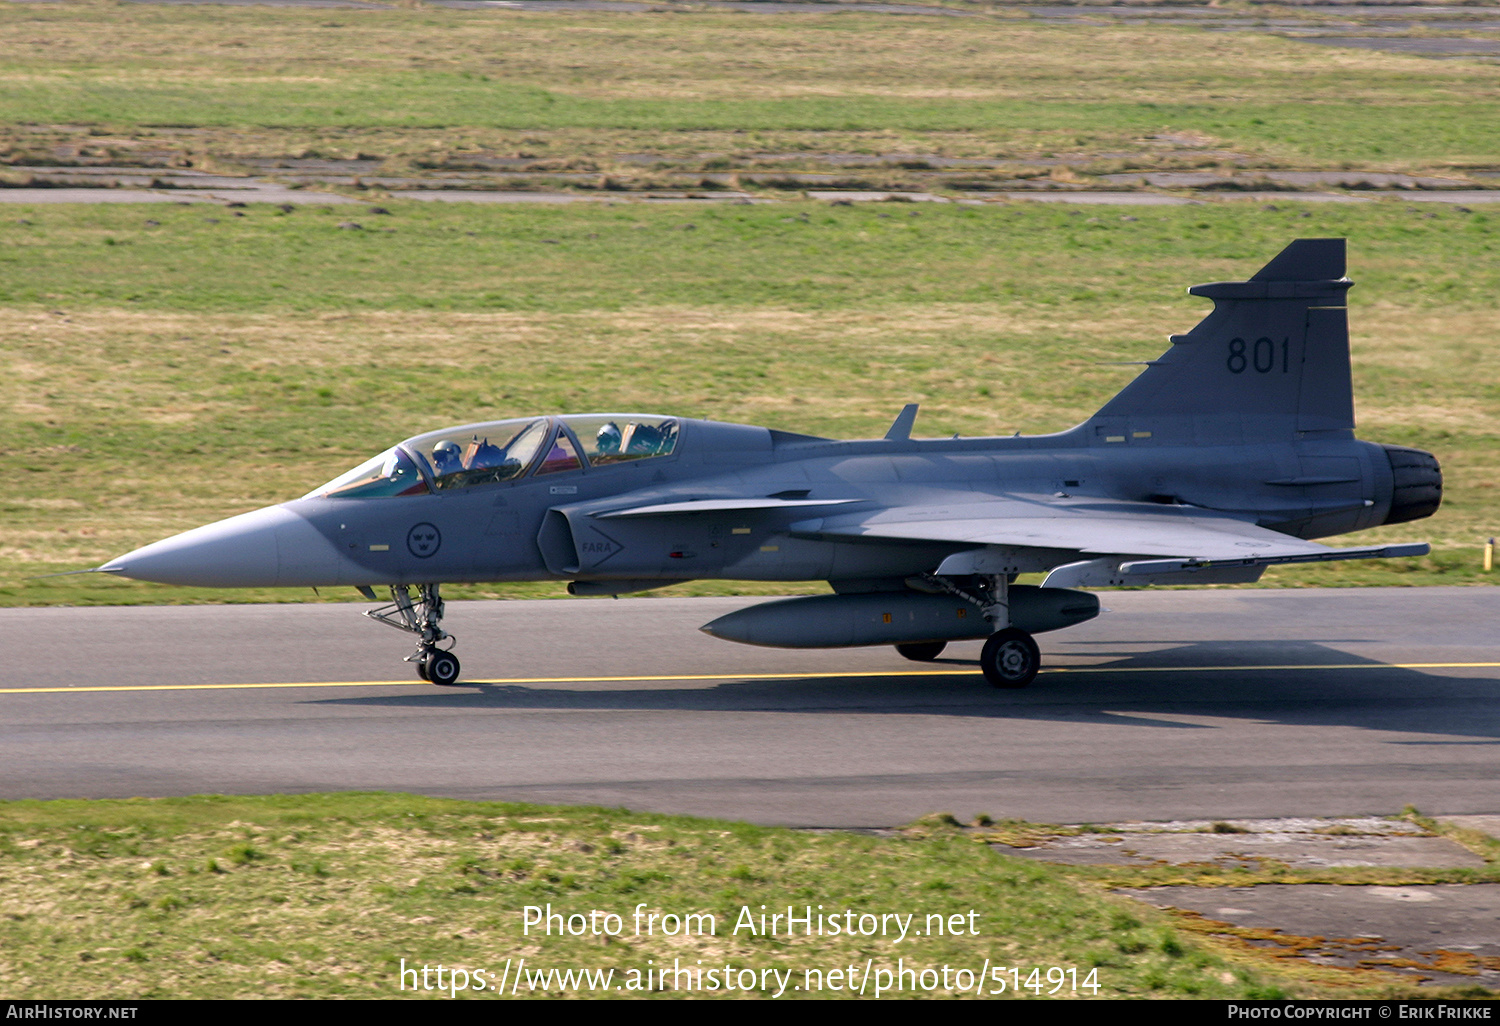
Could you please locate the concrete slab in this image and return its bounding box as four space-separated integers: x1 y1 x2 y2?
392 190 592 203
390 190 761 203
1005 831 1485 870
990 191 1201 205
1213 192 1373 203
0 188 215 204
168 188 362 205
4 180 1493 207
1119 884 1500 988
0 187 360 204
1371 191 1500 204
1102 170 1478 190
1443 816 1500 840
1006 815 1500 988
806 190 948 202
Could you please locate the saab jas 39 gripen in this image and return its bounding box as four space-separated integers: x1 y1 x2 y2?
102 239 1441 688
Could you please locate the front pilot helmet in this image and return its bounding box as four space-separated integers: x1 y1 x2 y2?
432 439 464 473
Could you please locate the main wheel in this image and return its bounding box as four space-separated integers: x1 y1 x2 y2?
896 641 947 662
424 649 462 687
415 658 430 682
980 628 1039 689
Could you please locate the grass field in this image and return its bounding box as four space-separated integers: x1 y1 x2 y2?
4 3 1500 174
1 793 1493 999
1 3 1497 606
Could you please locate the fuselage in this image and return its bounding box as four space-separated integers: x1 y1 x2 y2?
104 413 1432 591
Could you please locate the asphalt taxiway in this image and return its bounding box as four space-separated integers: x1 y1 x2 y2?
2 587 1497 827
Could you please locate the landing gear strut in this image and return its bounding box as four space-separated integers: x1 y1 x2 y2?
919 571 1040 688
363 583 462 686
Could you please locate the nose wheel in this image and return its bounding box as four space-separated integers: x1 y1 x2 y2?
421 647 462 687
363 583 462 685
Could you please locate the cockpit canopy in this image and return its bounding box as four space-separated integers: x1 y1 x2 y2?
305 415 680 499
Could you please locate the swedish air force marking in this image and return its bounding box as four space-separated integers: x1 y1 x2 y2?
407 522 442 558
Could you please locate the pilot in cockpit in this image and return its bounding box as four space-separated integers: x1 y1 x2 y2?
596 422 622 456
431 439 464 477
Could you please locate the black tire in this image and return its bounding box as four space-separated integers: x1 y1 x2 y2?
425 649 461 687
980 628 1039 689
895 641 947 662
415 658 430 682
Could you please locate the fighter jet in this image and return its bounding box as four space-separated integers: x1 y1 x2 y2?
101 239 1441 688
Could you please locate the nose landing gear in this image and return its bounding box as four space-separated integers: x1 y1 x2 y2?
364 583 462 685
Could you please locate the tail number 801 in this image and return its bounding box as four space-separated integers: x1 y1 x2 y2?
1227 336 1290 375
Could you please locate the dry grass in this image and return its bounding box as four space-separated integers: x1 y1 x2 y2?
1 9 1489 106
3 5 1500 170
0 793 1470 999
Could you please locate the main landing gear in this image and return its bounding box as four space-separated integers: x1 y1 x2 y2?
917 572 1041 688
364 583 462 686
979 628 1040 689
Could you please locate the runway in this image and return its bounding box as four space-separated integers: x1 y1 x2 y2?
2 587 1497 827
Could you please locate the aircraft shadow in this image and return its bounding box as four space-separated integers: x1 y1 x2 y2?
306 639 1500 740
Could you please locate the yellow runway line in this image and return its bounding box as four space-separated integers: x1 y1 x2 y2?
1046 662 1500 674
3 662 1499 696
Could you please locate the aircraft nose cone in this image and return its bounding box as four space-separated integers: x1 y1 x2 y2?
104 506 318 588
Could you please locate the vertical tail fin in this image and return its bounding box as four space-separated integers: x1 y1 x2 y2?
1088 238 1354 445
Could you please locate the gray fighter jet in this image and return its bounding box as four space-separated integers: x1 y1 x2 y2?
102 239 1441 687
